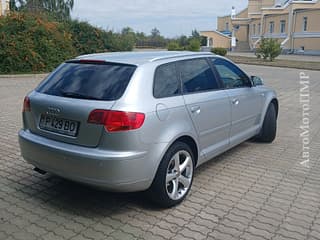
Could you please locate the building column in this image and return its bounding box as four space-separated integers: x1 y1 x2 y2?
231 28 236 51
0 0 3 16
5 0 10 15
231 6 236 51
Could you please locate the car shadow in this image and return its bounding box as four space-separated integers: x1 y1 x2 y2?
15 141 256 218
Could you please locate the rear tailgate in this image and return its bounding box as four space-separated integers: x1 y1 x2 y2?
24 92 115 147
23 61 136 147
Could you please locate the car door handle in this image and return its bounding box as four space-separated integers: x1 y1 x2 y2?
232 98 239 105
190 106 201 114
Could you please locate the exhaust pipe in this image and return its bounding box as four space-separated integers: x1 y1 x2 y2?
34 167 47 175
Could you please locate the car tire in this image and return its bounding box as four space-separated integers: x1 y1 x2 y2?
148 142 194 208
255 103 277 143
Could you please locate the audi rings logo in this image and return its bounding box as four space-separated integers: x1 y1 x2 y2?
46 107 61 116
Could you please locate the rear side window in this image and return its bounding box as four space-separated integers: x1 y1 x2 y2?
153 63 180 98
178 58 219 94
36 62 136 101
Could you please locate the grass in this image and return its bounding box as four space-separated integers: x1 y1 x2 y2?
226 55 320 71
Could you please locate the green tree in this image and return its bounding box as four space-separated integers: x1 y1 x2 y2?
121 27 134 35
191 29 200 39
19 0 74 20
148 27 167 48
256 37 281 61
120 27 136 50
66 20 106 54
187 39 200 51
151 27 160 38
177 35 189 48
191 29 206 46
108 33 135 51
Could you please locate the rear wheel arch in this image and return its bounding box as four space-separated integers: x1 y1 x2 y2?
173 136 199 167
270 98 279 118
261 97 278 125
152 135 199 182
148 138 197 207
256 100 277 142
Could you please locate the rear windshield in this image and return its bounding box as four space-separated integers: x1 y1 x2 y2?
36 62 136 101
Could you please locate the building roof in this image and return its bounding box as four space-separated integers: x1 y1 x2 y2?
76 51 215 65
200 30 232 39
262 0 318 10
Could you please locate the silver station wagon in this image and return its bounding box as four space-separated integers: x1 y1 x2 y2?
19 51 278 207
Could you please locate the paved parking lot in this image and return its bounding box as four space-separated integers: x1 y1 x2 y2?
0 65 320 240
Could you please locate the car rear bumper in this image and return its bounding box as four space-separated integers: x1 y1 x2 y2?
18 129 158 192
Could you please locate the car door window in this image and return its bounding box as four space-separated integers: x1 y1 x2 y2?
178 58 220 94
212 58 251 89
153 62 181 98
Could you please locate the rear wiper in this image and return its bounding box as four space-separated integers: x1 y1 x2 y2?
60 91 102 100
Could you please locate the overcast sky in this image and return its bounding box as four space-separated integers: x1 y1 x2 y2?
71 0 248 37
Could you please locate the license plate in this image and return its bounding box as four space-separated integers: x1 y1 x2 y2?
39 114 79 137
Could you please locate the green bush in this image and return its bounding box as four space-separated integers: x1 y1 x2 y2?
0 13 76 73
65 20 135 54
211 47 227 56
187 39 200 52
255 38 281 61
65 20 107 55
167 41 184 51
0 13 136 73
168 39 200 52
108 33 135 52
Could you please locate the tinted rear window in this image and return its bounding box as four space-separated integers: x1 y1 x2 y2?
36 62 136 101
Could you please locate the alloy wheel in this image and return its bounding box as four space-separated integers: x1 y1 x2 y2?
165 150 193 200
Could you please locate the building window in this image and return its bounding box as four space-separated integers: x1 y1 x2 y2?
258 23 261 34
280 20 286 33
252 24 256 35
269 21 275 33
226 22 229 31
303 17 308 31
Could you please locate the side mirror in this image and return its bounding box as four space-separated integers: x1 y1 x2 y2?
251 76 264 86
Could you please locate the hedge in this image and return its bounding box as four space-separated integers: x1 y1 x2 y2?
0 13 135 74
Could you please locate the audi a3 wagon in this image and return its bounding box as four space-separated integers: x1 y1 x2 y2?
19 51 278 207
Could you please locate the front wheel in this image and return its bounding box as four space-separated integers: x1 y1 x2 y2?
255 103 277 143
148 142 194 208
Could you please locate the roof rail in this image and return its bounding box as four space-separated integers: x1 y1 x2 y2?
150 52 214 62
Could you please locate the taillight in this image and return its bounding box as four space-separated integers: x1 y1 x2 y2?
23 96 31 112
88 109 145 132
